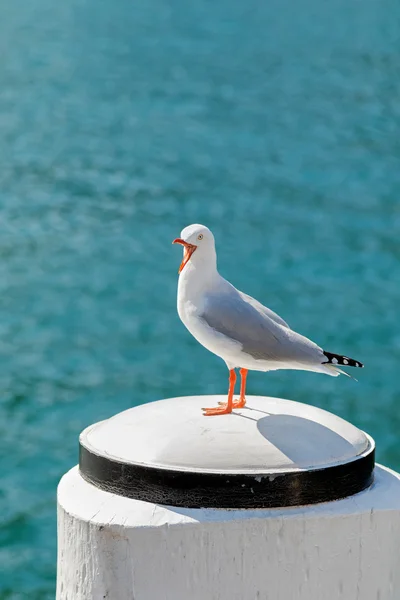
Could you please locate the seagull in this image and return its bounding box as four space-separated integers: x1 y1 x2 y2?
173 224 363 416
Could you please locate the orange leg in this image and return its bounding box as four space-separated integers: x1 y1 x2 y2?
219 368 248 408
202 369 236 416
233 368 248 408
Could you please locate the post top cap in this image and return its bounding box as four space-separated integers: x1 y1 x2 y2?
79 396 374 508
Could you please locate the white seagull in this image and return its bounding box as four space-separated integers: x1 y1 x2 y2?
173 224 363 416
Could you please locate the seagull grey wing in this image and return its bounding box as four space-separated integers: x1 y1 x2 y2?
200 290 323 365
238 291 290 329
200 292 289 361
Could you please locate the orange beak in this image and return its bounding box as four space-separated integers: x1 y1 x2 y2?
173 238 197 274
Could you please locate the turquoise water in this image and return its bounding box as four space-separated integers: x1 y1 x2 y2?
1 0 399 597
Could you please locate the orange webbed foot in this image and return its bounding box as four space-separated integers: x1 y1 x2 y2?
233 398 246 408
218 398 246 409
202 404 233 416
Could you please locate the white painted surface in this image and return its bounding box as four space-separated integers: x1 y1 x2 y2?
81 395 371 473
57 464 400 600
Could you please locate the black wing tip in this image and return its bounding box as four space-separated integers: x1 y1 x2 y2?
322 351 364 368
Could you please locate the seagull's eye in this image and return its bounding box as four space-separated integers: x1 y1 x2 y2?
197 234 203 241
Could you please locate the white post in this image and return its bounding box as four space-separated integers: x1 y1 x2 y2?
57 396 400 600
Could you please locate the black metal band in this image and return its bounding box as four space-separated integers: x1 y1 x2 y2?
79 440 375 509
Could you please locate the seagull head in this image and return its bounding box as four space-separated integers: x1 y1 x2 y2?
173 224 215 274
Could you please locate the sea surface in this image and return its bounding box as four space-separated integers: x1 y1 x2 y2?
0 0 399 597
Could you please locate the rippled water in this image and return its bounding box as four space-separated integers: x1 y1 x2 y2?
0 0 399 597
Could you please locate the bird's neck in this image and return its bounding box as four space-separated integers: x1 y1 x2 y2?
178 259 220 301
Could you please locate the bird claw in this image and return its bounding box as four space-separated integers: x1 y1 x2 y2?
218 398 246 409
202 404 233 416
233 398 246 408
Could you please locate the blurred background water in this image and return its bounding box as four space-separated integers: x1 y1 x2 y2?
0 0 399 596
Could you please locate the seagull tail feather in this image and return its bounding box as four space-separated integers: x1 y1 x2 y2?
322 351 364 369
322 351 363 381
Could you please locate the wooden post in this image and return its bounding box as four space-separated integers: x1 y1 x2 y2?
57 395 400 600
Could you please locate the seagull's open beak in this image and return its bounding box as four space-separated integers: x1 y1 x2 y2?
173 238 197 274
